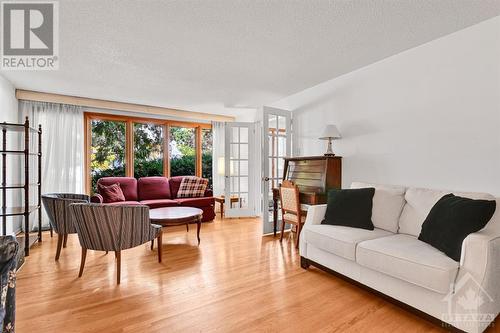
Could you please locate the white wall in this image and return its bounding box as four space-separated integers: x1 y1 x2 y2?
0 74 21 234
274 16 500 195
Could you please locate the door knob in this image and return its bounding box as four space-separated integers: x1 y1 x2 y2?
263 177 270 181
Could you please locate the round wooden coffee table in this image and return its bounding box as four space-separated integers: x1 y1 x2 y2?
149 207 203 245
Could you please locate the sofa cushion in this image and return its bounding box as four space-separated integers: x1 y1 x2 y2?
140 199 179 209
169 176 184 198
97 177 138 201
322 188 375 230
304 224 392 261
138 177 171 200
351 182 406 233
176 197 215 208
398 187 494 237
357 234 459 294
418 194 496 261
106 201 142 206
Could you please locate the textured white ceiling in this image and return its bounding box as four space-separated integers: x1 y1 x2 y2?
1 0 499 119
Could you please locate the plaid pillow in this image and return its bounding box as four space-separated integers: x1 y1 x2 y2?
177 177 208 198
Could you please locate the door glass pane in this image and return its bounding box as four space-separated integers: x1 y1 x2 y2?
230 176 239 193
231 127 239 143
278 137 286 158
240 177 248 192
90 119 126 193
202 128 213 186
240 127 248 143
239 144 248 159
134 123 164 178
278 116 286 132
269 115 277 132
240 160 248 176
230 160 239 176
169 126 195 176
277 158 284 179
230 144 239 159
239 193 249 209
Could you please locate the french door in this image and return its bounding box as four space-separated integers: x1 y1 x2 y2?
224 122 256 217
262 107 292 234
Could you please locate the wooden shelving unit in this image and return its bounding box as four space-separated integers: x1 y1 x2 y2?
1 117 42 256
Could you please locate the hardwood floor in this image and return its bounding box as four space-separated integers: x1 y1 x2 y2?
16 217 495 332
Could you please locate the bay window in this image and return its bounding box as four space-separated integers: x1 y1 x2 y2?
85 113 211 194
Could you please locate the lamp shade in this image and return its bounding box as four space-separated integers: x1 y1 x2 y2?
319 125 341 140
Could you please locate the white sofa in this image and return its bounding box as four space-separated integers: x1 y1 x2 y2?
299 182 500 333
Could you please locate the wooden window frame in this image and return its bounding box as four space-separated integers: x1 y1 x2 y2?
84 112 212 194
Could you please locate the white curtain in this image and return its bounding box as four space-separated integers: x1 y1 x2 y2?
212 121 225 199
20 101 84 230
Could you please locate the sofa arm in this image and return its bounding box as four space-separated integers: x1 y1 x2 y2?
460 230 500 282
457 230 500 324
204 189 213 197
90 194 103 204
304 204 327 227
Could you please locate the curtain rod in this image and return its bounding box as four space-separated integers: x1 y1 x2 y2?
16 89 235 122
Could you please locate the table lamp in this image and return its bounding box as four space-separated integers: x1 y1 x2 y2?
319 125 341 156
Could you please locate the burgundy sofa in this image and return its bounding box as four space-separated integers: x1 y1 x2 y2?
90 176 215 222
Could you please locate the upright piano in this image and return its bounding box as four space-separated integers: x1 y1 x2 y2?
272 156 342 235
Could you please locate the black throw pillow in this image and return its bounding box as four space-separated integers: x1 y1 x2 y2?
418 194 496 261
321 188 375 230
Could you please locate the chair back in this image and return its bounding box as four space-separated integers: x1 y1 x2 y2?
279 180 301 215
41 193 89 234
68 203 158 251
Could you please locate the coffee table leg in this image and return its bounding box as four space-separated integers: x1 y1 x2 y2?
197 217 201 245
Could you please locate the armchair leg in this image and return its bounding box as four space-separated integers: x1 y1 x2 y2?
116 251 121 284
78 247 87 277
63 234 68 248
186 223 189 232
50 227 53 238
150 239 154 250
55 233 63 261
157 231 163 263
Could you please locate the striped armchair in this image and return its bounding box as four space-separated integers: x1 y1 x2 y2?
41 193 90 260
69 203 162 284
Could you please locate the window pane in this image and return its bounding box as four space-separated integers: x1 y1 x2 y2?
90 119 126 193
169 126 195 177
134 123 164 178
202 128 213 186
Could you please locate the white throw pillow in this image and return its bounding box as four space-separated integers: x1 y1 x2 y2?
351 182 406 233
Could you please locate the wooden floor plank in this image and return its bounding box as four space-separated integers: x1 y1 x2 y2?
15 217 496 332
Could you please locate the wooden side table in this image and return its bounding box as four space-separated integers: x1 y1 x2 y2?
214 195 240 218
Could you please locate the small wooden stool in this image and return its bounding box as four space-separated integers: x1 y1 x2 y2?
214 195 241 218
